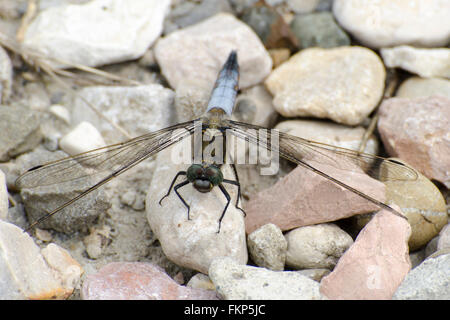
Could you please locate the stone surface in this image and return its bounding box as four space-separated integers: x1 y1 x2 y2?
247 223 287 271
393 253 450 300
209 257 324 300
378 96 450 188
243 154 386 234
0 45 12 103
284 223 353 270
0 220 76 299
0 105 42 161
275 119 379 155
22 0 170 68
17 149 110 234
154 13 272 91
333 0 450 48
320 208 411 300
265 46 385 126
0 170 7 221
186 273 216 291
81 262 218 300
437 224 450 251
287 0 321 13
396 77 450 99
290 12 350 49
59 121 106 156
146 147 248 274
72 84 175 143
381 46 450 79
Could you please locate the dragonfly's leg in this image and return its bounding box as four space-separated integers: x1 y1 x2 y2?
217 184 232 233
222 178 246 217
230 164 245 211
174 180 192 220
159 171 187 205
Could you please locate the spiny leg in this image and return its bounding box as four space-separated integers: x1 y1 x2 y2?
222 178 246 217
174 180 192 220
159 171 186 205
217 184 231 233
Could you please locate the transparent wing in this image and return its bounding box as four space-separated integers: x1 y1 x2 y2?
16 119 199 189
224 119 418 182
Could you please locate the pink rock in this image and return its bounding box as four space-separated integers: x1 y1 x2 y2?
320 207 411 300
244 160 386 234
81 262 218 300
378 96 450 188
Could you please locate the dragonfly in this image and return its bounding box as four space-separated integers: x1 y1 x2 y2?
16 50 418 233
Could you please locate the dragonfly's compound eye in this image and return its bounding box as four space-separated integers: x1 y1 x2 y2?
205 165 223 186
187 164 204 182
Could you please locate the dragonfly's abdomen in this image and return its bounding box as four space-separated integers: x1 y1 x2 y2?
206 50 239 117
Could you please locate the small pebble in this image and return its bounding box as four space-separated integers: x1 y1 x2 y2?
59 121 106 156
396 77 450 99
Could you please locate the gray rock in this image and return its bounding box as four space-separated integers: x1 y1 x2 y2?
0 105 42 161
209 257 325 300
0 170 7 221
284 223 354 269
17 149 110 234
247 223 287 271
0 45 12 103
290 12 350 49
437 224 450 251
393 253 450 300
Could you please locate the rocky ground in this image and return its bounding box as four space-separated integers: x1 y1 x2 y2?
0 0 449 300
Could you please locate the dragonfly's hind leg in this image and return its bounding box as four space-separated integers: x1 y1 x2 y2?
217 184 232 233
229 163 246 216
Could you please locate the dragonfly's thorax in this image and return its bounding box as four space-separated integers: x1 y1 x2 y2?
187 163 223 193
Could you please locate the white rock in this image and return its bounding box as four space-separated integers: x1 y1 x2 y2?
0 220 73 299
22 0 170 68
247 223 287 271
71 84 174 143
287 0 320 13
59 121 106 156
265 46 385 126
284 223 354 269
49 104 71 124
146 147 248 274
0 45 12 103
186 273 216 291
333 0 450 48
381 46 450 79
208 257 324 300
275 119 379 155
0 170 7 221
154 13 272 91
396 77 450 99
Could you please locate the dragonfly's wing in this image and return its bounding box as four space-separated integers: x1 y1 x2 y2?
16 119 199 189
224 119 418 183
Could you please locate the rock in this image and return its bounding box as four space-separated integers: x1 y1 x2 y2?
296 269 331 282
275 119 380 155
83 226 111 260
59 121 106 156
0 220 76 299
208 257 324 300
187 273 216 291
265 46 386 126
396 77 450 99
22 0 170 68
290 12 350 49
0 105 42 161
154 13 272 91
0 45 12 103
247 223 287 271
393 253 450 300
378 96 450 188
320 207 411 300
48 105 71 125
437 224 450 250
233 85 278 128
381 46 450 79
0 170 7 221
40 243 84 293
71 84 175 143
287 0 321 13
244 153 387 234
146 147 248 274
17 149 110 234
165 0 233 33
268 48 291 68
174 79 212 122
333 0 450 48
284 223 353 270
81 262 218 300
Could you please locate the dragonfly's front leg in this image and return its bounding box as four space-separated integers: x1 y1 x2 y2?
158 171 186 205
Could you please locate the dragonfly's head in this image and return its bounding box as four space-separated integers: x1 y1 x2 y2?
187 164 223 193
